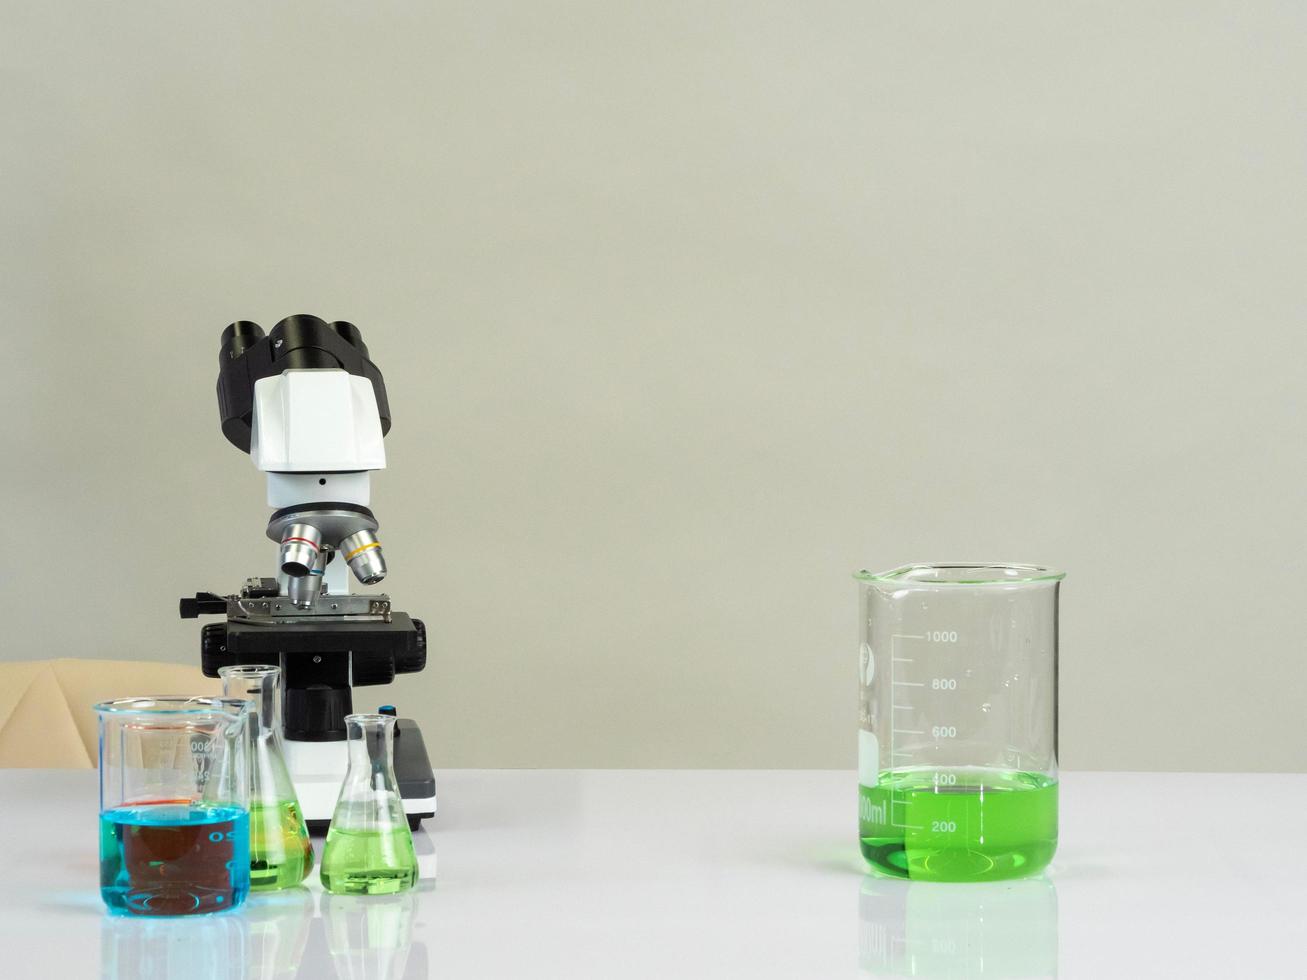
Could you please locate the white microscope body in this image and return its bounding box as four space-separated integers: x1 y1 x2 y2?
254 368 385 599
256 370 383 822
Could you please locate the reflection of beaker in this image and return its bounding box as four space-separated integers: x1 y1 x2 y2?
100 908 248 980
243 886 315 980
321 714 417 895
220 665 314 890
859 875 1058 978
323 891 418 980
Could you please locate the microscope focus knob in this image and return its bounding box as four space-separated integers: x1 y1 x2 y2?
351 651 396 688
200 623 237 678
395 618 427 675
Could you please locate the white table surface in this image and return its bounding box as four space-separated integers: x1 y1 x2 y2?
0 769 1303 979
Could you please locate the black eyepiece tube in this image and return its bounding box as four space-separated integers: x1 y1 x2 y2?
270 314 343 370
331 320 369 357
220 321 265 364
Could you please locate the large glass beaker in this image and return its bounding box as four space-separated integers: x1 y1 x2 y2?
856 563 1063 882
97 696 251 915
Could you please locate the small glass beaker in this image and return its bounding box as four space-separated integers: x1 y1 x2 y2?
219 665 314 890
855 563 1063 882
321 713 417 895
96 696 252 915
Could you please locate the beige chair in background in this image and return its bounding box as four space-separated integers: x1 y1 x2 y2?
0 659 220 768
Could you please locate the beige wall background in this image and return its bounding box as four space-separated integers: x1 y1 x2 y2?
2 2 1304 772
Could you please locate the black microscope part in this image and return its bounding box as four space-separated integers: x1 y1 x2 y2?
179 592 226 618
243 578 281 598
191 609 427 741
216 314 392 455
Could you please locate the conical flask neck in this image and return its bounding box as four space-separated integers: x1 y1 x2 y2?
219 664 283 739
345 714 399 789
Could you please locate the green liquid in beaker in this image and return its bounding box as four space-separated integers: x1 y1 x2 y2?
249 799 313 890
860 769 1057 882
320 826 417 895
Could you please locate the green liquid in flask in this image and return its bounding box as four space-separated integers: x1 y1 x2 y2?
860 769 1057 882
248 799 314 890
320 826 417 895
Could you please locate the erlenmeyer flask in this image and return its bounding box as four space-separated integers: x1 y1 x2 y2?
321 713 417 895
219 665 314 890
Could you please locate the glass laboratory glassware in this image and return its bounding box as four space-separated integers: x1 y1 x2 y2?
323 891 418 980
855 563 1063 882
219 665 314 890
320 713 418 895
96 696 251 915
858 875 1058 977
100 908 249 980
243 886 315 980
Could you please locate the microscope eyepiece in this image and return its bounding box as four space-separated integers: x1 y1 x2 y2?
216 313 392 454
331 320 369 356
279 523 323 577
340 529 387 585
220 321 265 364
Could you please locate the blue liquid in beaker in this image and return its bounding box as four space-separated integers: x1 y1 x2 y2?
100 803 250 916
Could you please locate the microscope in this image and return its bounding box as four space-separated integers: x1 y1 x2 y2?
181 315 435 830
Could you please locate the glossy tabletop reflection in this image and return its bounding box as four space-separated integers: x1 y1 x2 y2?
0 769 1304 978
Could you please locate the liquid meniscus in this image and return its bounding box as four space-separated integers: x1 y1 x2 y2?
100 803 250 915
320 825 417 896
249 799 314 890
860 769 1057 882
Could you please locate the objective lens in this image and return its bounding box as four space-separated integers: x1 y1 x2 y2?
340 529 386 585
287 569 323 609
279 523 322 577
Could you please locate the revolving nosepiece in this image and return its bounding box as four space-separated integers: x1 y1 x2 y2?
279 523 322 577
340 529 387 585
